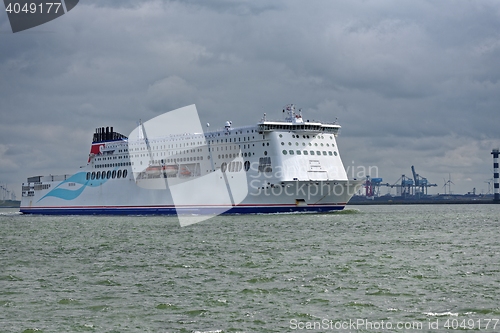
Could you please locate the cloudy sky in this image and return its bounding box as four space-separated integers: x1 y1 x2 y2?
1 0 499 199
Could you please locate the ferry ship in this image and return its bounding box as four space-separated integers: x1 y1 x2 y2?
20 104 362 216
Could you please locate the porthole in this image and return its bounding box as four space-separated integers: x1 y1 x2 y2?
264 151 267 156
328 151 333 156
322 151 327 156
117 170 122 178
106 170 111 179
334 151 338 156
123 170 127 178
91 172 96 180
289 150 294 155
303 151 308 155
221 162 227 172
279 134 283 138
296 150 301 155
112 170 116 178
310 151 315 155
295 142 299 146
282 150 287 155
86 172 90 180
317 151 321 155
96 172 101 180
281 142 284 146
302 143 306 146
288 142 292 146
101 171 106 179
244 161 250 171
315 143 318 146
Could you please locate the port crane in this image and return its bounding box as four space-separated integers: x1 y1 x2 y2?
374 166 437 198
411 165 437 196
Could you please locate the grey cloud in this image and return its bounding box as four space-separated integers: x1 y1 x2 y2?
1 0 499 195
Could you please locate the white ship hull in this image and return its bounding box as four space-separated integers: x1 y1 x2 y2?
20 105 362 215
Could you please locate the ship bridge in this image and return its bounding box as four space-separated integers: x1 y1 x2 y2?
257 104 340 135
257 122 340 135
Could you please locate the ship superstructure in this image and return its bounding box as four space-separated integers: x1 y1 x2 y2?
20 105 362 215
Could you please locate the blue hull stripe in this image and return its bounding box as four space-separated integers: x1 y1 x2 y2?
20 204 346 215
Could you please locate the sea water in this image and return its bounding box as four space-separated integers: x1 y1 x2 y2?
1 204 499 333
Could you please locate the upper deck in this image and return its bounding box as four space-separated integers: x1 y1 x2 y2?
256 104 340 135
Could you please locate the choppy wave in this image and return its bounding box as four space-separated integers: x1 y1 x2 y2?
1 204 499 332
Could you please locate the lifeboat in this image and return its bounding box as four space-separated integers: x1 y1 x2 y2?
162 165 178 175
180 166 192 176
145 166 162 176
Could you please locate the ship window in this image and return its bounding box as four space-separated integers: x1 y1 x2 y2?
279 134 282 138
317 151 321 155
112 170 116 178
326 143 330 147
107 171 111 179
96 172 101 180
282 150 287 155
101 171 106 179
86 172 90 180
281 142 284 146
323 151 327 155
244 161 250 171
91 172 96 180
303 151 308 155
315 143 318 147
221 162 227 172
288 142 291 146
117 170 122 178
310 151 315 155
328 151 333 156
123 170 128 178
302 143 306 146
334 152 338 156
296 150 301 155
289 150 294 155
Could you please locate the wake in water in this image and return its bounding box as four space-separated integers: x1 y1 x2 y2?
0 211 22 217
